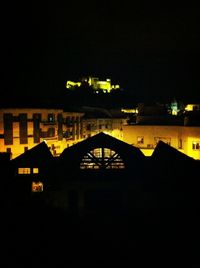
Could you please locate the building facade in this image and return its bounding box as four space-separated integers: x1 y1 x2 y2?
123 125 200 159
0 108 126 159
81 117 124 140
0 108 84 159
3 108 199 160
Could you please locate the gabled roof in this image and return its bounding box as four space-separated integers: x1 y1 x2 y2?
151 140 194 162
11 141 53 167
60 132 145 169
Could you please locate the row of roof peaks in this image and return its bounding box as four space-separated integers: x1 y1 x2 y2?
11 132 194 168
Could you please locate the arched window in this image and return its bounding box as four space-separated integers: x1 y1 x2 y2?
80 147 125 169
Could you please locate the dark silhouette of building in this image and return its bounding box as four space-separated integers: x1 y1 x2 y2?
2 132 200 267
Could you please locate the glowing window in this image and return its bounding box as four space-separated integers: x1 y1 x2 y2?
80 148 125 170
192 142 200 150
33 168 39 174
18 168 31 174
32 182 43 192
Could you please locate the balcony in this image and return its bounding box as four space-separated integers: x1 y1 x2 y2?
41 120 57 125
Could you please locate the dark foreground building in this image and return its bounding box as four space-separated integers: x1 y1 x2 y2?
2 133 200 267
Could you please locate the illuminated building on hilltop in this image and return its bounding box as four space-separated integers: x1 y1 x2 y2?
66 76 120 93
65 81 81 88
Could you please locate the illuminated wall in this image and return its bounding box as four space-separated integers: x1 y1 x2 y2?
66 81 81 89
96 80 112 93
1 108 199 160
185 104 200 111
123 125 200 159
0 109 84 159
88 77 113 92
0 109 126 159
121 108 138 114
81 118 125 140
181 127 200 160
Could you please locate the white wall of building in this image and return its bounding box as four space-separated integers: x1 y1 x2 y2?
123 125 200 159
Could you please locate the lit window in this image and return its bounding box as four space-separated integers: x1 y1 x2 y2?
32 182 43 192
18 168 31 174
192 142 200 150
137 136 144 144
80 147 125 170
33 168 39 174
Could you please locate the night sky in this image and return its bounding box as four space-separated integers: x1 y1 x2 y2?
2 2 200 104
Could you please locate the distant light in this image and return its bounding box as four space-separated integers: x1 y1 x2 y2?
33 168 39 174
18 167 31 174
32 182 43 192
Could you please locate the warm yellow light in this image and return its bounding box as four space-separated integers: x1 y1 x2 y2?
18 168 31 174
121 108 138 114
66 81 81 89
172 110 178 115
80 147 125 169
185 104 200 111
33 168 39 174
97 80 112 92
32 181 43 192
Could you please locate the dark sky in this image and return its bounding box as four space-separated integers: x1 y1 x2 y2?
2 2 200 104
